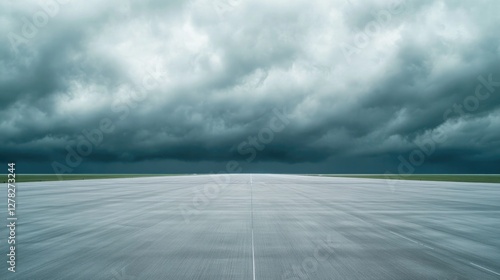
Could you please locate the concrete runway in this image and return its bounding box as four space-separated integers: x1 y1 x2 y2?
1 174 500 279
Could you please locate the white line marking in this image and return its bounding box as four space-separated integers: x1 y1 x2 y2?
422 244 435 250
470 262 500 276
389 231 434 250
250 174 256 280
389 231 418 244
251 229 256 280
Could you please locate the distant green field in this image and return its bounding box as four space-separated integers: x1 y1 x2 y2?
2 174 180 183
314 174 500 183
5 174 500 184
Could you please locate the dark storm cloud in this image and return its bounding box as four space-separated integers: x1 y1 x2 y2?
1 0 500 174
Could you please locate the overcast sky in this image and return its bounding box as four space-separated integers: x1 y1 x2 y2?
2 0 500 174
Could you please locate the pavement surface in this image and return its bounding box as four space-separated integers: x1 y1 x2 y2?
1 174 499 279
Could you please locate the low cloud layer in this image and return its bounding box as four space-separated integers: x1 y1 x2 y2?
2 0 500 174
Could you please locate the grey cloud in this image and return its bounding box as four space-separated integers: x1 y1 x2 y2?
1 0 500 174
